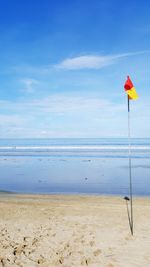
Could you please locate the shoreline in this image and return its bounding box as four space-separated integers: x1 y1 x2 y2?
0 191 150 199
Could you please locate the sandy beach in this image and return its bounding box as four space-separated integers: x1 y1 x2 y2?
0 194 150 267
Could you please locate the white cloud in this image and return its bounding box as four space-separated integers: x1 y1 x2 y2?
0 96 118 115
0 94 149 138
0 114 23 125
57 55 113 70
56 51 149 70
0 95 126 138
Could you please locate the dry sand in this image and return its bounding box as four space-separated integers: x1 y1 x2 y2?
0 194 150 267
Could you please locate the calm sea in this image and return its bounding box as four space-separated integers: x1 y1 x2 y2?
0 138 150 196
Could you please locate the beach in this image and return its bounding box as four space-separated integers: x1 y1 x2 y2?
0 194 150 267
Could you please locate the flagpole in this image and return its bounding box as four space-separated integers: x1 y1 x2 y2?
127 96 133 235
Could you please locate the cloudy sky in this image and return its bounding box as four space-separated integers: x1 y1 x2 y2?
0 0 150 138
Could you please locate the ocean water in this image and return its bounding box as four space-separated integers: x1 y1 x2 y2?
0 138 150 196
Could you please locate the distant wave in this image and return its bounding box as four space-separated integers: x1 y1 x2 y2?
0 145 150 151
0 145 150 158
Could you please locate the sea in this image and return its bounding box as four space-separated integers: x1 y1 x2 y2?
0 138 150 196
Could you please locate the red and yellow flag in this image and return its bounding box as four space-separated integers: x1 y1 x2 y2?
124 76 138 100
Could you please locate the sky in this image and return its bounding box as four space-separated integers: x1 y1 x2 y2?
0 0 150 138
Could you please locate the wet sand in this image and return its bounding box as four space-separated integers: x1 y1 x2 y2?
0 194 150 267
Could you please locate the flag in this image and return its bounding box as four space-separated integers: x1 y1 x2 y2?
124 76 138 100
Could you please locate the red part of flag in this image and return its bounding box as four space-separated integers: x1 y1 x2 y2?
124 76 134 91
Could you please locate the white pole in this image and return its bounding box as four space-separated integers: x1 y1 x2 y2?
128 96 133 235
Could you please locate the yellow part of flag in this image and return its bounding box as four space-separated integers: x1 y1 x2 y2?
126 87 138 100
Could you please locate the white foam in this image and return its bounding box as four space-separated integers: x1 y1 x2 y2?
0 145 150 151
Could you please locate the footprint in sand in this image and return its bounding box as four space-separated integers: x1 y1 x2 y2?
93 249 102 256
37 256 45 265
81 256 91 266
106 263 116 267
59 257 64 264
0 258 7 267
64 242 70 250
54 255 64 265
32 237 38 246
13 244 27 256
89 240 95 247
52 233 56 237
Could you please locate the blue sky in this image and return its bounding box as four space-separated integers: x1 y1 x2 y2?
0 0 150 138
